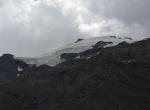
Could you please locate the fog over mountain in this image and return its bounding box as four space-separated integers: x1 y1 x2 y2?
0 0 149 57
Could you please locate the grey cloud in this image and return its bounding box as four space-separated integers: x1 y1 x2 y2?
87 0 150 24
0 1 82 57
87 0 150 36
0 0 149 57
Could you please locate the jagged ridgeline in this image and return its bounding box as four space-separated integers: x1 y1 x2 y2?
0 36 150 110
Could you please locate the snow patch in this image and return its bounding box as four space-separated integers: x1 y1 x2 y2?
86 56 91 59
75 56 81 59
17 74 21 77
18 66 23 72
121 60 136 63
18 36 139 66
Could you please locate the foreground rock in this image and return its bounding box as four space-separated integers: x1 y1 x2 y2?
0 37 150 110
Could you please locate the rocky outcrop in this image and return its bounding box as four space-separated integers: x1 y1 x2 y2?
0 38 150 110
0 54 28 81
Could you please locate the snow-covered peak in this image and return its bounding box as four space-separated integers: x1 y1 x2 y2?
19 36 138 66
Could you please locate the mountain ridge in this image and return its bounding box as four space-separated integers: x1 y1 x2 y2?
17 36 138 66
0 36 150 110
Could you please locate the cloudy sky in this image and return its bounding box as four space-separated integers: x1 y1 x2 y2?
0 0 149 57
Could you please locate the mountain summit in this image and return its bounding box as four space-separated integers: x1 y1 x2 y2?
19 36 137 66
0 36 150 110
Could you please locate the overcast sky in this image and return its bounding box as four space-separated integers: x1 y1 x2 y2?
0 0 149 57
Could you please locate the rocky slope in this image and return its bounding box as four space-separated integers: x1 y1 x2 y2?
0 36 150 110
19 36 136 66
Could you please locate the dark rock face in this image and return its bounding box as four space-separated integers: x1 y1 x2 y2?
1 54 14 60
0 39 150 110
93 41 113 48
60 53 78 60
124 37 133 40
20 65 65 80
75 38 84 43
0 54 28 81
110 36 117 38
